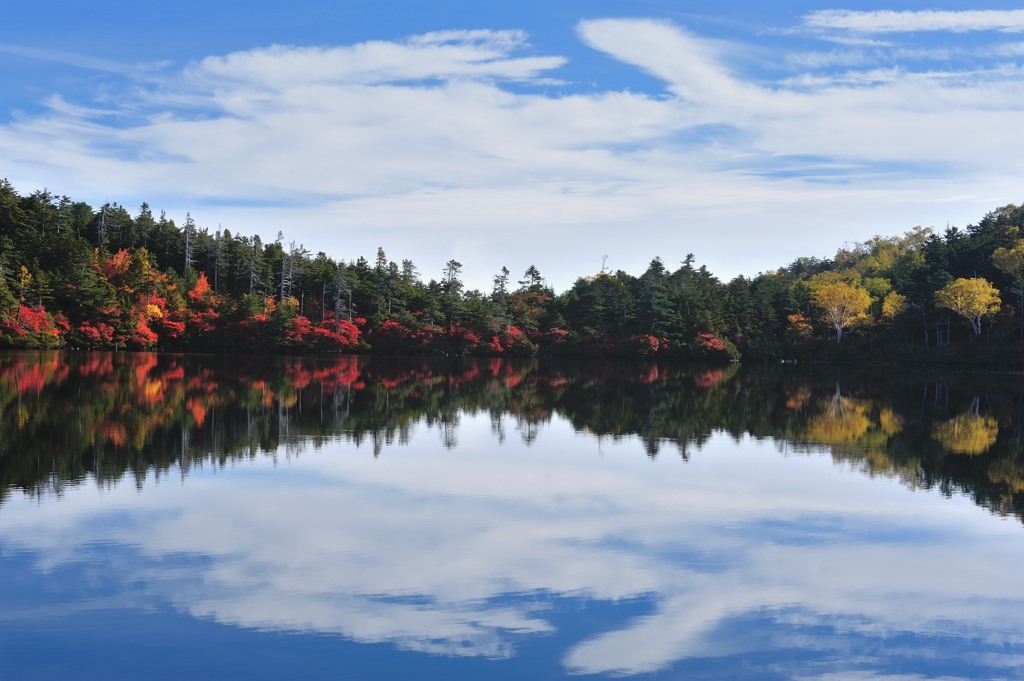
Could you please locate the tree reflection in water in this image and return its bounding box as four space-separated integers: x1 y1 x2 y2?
2 350 1023 522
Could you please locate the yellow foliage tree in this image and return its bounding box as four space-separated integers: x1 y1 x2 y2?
934 277 1001 335
991 239 1024 282
17 265 32 301
811 281 871 343
881 291 906 321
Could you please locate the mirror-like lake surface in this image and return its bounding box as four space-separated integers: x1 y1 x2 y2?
2 351 1024 680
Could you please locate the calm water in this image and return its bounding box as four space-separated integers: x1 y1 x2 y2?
2 351 1024 680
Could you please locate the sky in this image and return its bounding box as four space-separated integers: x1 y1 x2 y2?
3 1 1024 292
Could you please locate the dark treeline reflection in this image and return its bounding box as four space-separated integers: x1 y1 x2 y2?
3 351 1024 521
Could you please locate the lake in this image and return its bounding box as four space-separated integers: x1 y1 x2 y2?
1 351 1023 680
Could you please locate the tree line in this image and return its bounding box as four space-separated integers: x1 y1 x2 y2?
2 178 1023 361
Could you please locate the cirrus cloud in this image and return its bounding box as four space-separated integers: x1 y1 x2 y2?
2 17 1023 290
804 9 1024 34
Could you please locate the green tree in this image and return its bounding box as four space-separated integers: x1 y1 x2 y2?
442 260 463 327
512 265 552 331
491 266 511 326
992 238 1024 337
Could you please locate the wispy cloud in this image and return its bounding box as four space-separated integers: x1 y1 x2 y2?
983 40 1024 57
804 9 1024 34
816 34 893 47
0 43 165 75
1 20 1022 289
577 18 756 106
785 48 876 70
189 29 566 88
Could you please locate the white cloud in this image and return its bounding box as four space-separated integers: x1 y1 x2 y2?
984 41 1024 56
189 29 566 88
575 18 1024 166
577 18 757 107
780 68 902 88
804 9 1024 34
1 20 1023 290
786 48 875 70
817 35 893 47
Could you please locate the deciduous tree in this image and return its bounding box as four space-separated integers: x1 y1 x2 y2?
811 281 871 343
934 277 1000 335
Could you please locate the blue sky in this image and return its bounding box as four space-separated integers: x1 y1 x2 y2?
3 2 1024 291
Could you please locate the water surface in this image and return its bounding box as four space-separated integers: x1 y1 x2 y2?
1 352 1023 680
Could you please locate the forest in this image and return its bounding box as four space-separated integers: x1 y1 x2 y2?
2 178 1024 363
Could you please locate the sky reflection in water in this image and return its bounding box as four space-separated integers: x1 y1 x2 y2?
3 408 1024 680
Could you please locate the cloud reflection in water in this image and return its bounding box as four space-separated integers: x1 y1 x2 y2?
2 413 1023 678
